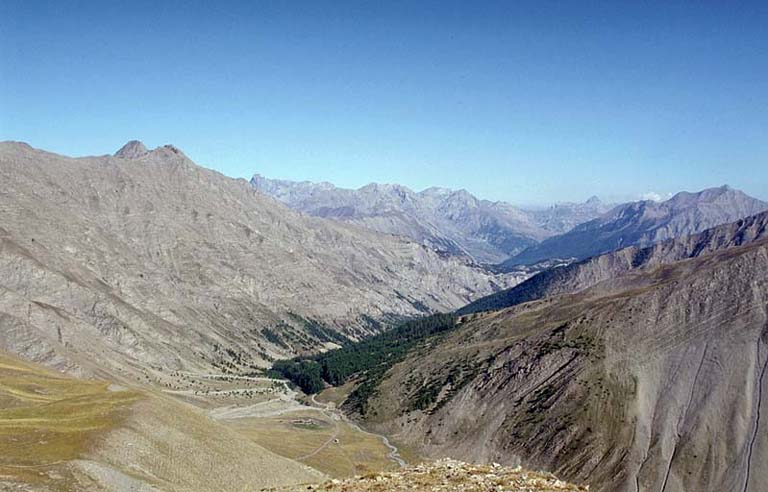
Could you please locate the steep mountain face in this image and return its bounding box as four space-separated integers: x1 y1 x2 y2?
0 141 515 380
360 235 768 492
461 210 768 314
251 175 608 264
503 186 768 267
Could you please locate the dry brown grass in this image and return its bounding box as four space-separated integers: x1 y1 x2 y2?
228 408 397 478
0 353 140 489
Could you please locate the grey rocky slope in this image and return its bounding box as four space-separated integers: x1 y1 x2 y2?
251 175 610 264
460 210 768 314
358 230 768 492
503 185 768 267
0 141 516 380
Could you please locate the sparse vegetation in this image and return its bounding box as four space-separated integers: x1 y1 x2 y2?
0 353 140 487
264 459 587 491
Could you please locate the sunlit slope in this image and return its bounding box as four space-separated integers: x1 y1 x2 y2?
0 352 323 492
0 353 139 489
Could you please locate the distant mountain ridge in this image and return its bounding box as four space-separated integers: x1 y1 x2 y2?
251 174 611 264
460 209 768 314
502 185 768 268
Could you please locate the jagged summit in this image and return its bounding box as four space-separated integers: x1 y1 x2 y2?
114 140 149 158
114 141 190 162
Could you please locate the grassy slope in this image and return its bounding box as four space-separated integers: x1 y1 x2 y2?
230 409 397 478
0 352 326 492
0 352 140 490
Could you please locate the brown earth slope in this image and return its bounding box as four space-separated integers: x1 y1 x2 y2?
360 237 768 491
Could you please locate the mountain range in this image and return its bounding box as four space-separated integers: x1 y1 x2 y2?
251 175 768 274
502 185 768 268
251 174 611 264
0 141 518 382
461 210 768 314
3 140 767 492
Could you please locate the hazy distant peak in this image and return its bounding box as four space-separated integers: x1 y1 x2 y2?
665 184 747 208
504 185 768 268
114 140 148 158
584 195 602 205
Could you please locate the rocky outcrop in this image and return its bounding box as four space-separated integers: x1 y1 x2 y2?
264 459 586 491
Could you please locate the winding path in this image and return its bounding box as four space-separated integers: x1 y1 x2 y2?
310 394 406 468
172 372 405 468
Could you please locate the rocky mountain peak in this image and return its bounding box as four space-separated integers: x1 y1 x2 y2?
585 195 602 205
665 184 749 209
114 140 149 159
153 144 187 159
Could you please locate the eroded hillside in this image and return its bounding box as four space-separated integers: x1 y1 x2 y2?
0 141 518 381
359 238 768 491
462 210 768 314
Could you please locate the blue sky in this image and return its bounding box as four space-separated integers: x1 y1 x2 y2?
1 1 766 205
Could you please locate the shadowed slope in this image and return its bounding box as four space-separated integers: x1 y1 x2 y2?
461 210 768 315
361 238 768 491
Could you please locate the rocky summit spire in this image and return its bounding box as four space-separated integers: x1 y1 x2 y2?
114 140 148 159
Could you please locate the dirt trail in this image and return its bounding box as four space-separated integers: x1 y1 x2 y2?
310 394 406 468
175 373 405 468
295 421 341 461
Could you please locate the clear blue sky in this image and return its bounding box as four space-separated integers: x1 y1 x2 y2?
1 1 766 205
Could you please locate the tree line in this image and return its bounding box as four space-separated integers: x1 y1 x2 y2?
271 313 457 397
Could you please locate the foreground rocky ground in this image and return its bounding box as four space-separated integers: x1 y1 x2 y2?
265 459 587 491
